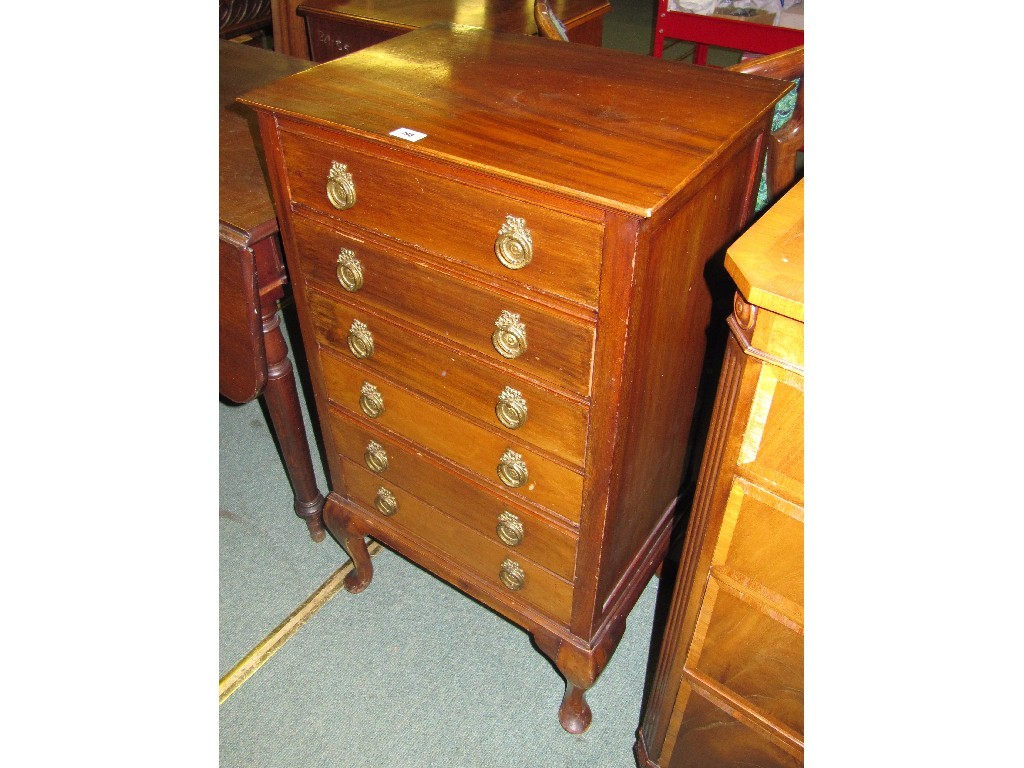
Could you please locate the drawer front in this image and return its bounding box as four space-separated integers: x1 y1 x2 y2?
321 349 585 522
342 457 574 625
304 15 399 63
278 127 605 308
295 218 596 396
308 289 589 467
328 406 578 580
688 581 803 736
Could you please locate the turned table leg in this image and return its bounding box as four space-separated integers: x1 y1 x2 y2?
220 234 326 542
255 234 325 542
261 305 326 541
323 494 374 593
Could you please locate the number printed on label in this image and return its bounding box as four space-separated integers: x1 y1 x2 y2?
389 127 428 142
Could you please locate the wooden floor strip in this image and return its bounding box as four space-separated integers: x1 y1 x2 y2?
219 540 384 704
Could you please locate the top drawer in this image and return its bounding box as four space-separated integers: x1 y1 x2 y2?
277 126 605 309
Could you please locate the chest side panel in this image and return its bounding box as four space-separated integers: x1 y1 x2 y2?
590 133 764 620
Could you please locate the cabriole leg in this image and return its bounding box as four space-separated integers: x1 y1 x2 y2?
532 621 627 734
322 494 373 593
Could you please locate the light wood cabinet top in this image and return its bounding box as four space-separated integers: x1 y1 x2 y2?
725 179 804 321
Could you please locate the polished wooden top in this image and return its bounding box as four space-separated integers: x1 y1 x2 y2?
725 179 804 322
238 25 789 217
296 0 610 34
220 41 314 244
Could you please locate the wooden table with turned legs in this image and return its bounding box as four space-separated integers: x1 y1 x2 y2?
219 40 326 541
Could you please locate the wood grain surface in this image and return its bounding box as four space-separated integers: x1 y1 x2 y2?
292 218 598 396
320 350 586 520
327 407 580 578
220 41 313 240
238 25 787 216
307 289 590 467
297 0 609 34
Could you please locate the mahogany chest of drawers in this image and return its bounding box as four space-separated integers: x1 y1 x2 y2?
239 24 789 733
636 180 804 765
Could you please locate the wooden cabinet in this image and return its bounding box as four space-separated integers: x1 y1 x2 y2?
238 25 789 733
636 180 804 766
297 0 610 62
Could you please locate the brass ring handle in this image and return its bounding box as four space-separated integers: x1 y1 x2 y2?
495 386 528 429
374 487 398 516
326 161 356 210
364 440 388 473
336 248 364 291
359 382 384 419
348 320 374 359
497 449 529 488
499 558 526 591
492 311 527 359
496 511 524 547
494 215 533 270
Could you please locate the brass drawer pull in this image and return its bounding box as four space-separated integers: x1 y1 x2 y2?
494 215 533 270
364 440 388 473
359 382 384 418
499 558 526 591
497 449 529 488
496 511 524 547
348 320 374 359
326 161 356 210
495 386 528 429
374 487 398 516
493 311 527 359
336 248 364 291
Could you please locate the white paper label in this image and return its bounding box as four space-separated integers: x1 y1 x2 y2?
389 127 428 142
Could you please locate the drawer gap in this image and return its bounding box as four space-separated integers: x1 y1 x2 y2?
308 285 592 408
321 345 585 476
342 457 577 583
328 403 582 532
292 207 599 322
